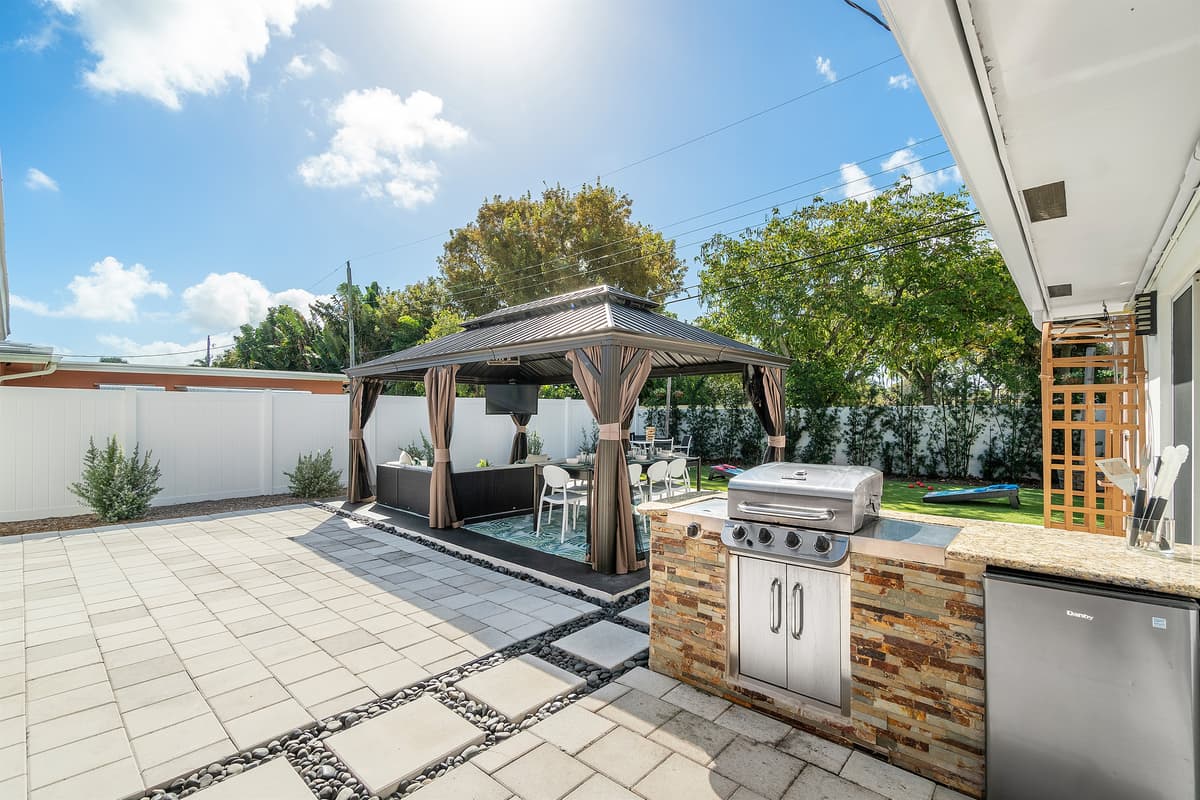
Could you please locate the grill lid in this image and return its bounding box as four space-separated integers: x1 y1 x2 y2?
727 462 883 534
728 463 881 498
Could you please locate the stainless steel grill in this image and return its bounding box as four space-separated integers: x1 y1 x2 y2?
721 462 881 714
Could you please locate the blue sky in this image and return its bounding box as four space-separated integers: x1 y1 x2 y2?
0 0 958 364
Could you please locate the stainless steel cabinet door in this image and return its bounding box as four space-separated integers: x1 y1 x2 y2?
737 556 788 688
785 564 843 706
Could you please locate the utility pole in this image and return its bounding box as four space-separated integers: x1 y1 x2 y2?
346 260 356 369
205 335 211 367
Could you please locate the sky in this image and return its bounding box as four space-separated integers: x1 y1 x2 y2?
0 0 959 365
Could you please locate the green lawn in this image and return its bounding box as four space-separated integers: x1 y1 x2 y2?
687 467 1044 526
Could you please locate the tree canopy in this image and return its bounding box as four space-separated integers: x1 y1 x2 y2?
438 183 686 316
698 182 1036 406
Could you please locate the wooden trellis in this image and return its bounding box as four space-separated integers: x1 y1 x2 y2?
1041 315 1146 534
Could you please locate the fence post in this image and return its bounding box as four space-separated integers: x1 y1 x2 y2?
122 387 138 454
260 390 273 495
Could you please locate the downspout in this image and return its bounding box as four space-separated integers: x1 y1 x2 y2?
1136 139 1200 293
0 356 61 385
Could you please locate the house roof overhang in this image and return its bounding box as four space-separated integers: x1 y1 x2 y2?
880 0 1200 324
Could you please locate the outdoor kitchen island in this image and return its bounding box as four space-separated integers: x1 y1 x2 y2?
643 490 1200 799
643 490 986 797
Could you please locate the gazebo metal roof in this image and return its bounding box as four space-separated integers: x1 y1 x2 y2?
346 285 789 384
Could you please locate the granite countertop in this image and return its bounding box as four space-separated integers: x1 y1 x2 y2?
946 519 1200 599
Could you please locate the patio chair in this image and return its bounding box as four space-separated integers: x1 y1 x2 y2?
646 459 672 500
536 464 586 543
628 462 645 503
675 434 692 456
653 437 674 454
667 457 690 494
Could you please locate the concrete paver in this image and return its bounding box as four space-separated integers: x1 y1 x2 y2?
326 696 485 796
552 621 648 671
459 654 585 721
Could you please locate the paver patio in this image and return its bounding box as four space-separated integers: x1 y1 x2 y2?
0 505 598 799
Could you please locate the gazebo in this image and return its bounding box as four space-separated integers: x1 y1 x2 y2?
344 286 790 575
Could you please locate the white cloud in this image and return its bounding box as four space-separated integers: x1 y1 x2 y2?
181 271 319 330
299 88 468 209
838 162 877 201
286 42 343 79
887 73 914 90
25 168 59 192
13 20 61 53
815 55 836 83
95 333 234 365
15 257 170 322
47 0 329 110
10 295 52 315
881 147 962 194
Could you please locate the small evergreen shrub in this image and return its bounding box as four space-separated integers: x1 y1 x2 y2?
285 449 342 498
979 402 1042 482
69 436 163 522
843 406 885 468
528 429 544 455
401 431 435 463
798 407 841 463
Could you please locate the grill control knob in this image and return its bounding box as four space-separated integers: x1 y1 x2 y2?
730 525 748 541
757 528 774 545
784 531 801 549
813 534 832 554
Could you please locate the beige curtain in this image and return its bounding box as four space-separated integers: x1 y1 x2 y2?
347 377 385 503
425 365 461 528
744 365 787 462
565 345 653 574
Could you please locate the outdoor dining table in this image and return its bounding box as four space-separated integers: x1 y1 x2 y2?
530 453 701 513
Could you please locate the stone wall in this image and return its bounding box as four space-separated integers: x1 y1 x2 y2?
647 511 986 798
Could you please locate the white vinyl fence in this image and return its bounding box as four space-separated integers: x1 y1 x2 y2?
0 386 598 523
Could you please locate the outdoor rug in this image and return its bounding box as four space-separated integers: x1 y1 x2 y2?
466 505 649 563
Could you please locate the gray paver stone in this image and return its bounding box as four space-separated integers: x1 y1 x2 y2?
552 621 648 671
458 655 584 721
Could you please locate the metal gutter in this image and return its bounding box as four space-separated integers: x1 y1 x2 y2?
1136 138 1200 293
0 354 61 385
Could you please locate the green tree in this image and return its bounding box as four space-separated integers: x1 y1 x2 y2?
698 182 1034 406
216 305 322 371
439 183 687 316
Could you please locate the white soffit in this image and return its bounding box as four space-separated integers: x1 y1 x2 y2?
883 0 1200 322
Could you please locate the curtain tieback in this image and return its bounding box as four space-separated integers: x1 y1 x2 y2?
349 431 364 440
598 422 622 440
767 435 786 447
434 448 452 463
516 425 528 432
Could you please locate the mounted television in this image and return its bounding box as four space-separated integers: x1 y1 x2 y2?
485 384 539 415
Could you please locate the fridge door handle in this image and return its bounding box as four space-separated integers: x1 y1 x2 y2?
770 578 782 633
791 582 804 639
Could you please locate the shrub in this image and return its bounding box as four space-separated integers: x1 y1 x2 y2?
528 429 544 455
401 431 435 463
285 449 342 498
69 436 163 522
881 392 928 478
798 407 841 464
843 406 885 468
979 402 1042 482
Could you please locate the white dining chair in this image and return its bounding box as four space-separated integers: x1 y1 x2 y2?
667 457 690 494
628 462 645 503
646 460 672 500
537 464 586 543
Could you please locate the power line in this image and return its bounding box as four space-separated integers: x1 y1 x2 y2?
443 151 958 309
305 54 908 290
598 54 903 179
440 136 947 307
62 341 236 361
842 1 891 32
661 215 986 306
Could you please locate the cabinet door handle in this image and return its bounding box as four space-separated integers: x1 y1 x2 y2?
769 578 782 633
791 583 804 639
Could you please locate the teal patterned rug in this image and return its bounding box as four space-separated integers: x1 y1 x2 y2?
466 505 649 563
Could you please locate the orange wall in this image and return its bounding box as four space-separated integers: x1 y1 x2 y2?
0 365 346 394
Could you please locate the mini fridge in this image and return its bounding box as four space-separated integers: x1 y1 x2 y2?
985 569 1199 800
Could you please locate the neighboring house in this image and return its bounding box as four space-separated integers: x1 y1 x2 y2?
0 361 347 394
881 1 1200 536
